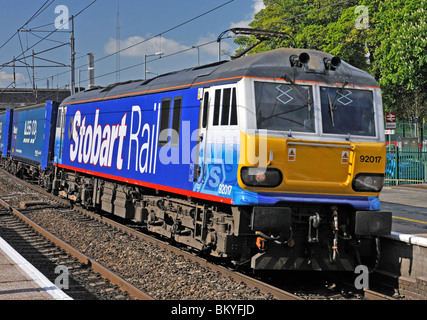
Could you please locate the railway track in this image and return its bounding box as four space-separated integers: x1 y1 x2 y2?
0 168 396 300
0 197 152 300
0 209 148 300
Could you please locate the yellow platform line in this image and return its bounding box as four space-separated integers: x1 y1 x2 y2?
392 215 427 225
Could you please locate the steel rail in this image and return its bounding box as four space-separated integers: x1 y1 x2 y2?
0 195 153 301
1 169 400 300
0 168 302 300
363 289 396 300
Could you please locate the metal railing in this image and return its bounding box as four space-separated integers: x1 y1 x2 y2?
385 146 427 185
383 119 427 185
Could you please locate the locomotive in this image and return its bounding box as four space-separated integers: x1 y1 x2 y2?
0 47 392 271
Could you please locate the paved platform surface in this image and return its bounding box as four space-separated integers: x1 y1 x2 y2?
0 237 71 300
380 185 427 238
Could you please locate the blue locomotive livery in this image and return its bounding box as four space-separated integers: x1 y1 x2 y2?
0 47 392 271
55 88 204 197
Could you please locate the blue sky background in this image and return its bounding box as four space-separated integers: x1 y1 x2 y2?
0 0 264 89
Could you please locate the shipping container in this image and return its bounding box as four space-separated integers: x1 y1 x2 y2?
10 101 58 170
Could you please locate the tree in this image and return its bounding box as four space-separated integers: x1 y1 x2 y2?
373 0 427 119
234 0 427 121
235 0 371 70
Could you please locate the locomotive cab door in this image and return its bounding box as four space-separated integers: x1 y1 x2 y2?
194 84 239 198
194 88 210 183
54 105 66 165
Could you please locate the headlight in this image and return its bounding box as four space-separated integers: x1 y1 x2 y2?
241 167 282 187
352 173 384 192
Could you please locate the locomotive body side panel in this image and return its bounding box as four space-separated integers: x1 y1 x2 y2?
55 87 217 200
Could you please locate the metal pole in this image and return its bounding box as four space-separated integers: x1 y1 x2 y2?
144 52 163 80
13 57 16 85
70 15 75 95
144 54 147 80
396 146 400 185
32 50 35 91
197 47 200 66
88 53 95 88
116 4 120 83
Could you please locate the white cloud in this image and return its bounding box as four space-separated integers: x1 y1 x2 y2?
196 33 233 58
102 0 266 70
0 71 25 87
104 35 190 57
253 0 266 13
230 0 265 28
104 32 232 67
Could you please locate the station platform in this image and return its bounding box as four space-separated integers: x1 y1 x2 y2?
378 185 427 299
380 185 427 238
0 237 71 300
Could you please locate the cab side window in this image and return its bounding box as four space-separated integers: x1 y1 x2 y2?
158 96 183 147
212 87 237 126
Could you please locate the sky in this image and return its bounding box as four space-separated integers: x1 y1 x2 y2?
0 0 265 89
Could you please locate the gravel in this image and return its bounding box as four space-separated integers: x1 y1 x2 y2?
0 171 273 300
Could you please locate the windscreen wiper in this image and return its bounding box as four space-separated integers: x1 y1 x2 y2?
328 81 348 127
328 93 335 127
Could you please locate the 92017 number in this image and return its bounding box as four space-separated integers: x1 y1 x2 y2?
360 155 382 163
218 184 232 195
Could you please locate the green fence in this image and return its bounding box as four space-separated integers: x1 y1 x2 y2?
385 146 427 185
385 119 427 143
384 119 427 185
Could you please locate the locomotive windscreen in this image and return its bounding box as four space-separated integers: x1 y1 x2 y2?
255 82 314 133
320 87 375 137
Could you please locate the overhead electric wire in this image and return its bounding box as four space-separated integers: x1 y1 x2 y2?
11 0 355 90
3 0 235 91
23 0 56 28
0 0 98 89
17 32 33 88
13 0 235 88
15 0 349 89
3 0 358 92
9 0 98 63
78 39 219 84
0 0 56 51
94 0 235 65
16 38 219 89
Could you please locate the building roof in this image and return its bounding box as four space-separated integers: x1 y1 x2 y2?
0 88 72 110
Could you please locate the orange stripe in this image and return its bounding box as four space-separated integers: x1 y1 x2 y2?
61 76 243 106
61 75 380 106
